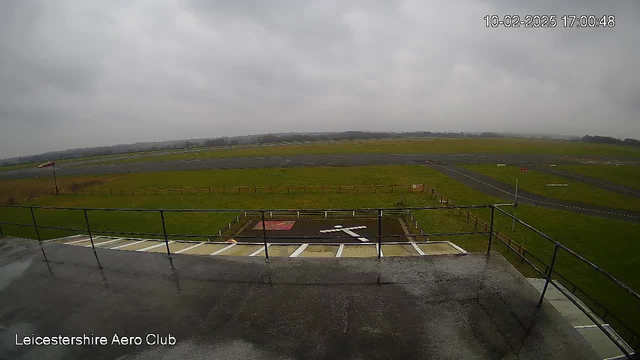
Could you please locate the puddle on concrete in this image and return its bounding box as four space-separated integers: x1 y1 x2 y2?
341 245 377 257
418 243 461 255
267 245 298 257
218 245 263 256
301 245 338 258
181 243 230 255
121 240 162 251
382 244 419 257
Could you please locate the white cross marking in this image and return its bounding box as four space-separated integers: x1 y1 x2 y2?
320 225 369 242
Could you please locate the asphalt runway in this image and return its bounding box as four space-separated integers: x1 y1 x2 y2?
429 163 640 223
0 152 603 179
235 218 408 243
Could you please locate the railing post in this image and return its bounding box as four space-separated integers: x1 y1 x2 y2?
160 210 171 257
538 244 560 307
261 211 269 261
377 209 382 260
487 206 495 255
83 209 96 250
30 207 41 242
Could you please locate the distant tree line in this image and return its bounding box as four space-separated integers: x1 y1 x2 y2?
2 131 637 167
582 135 640 146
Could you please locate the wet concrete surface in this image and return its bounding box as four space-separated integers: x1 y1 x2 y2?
0 153 593 179
0 237 599 360
430 163 640 223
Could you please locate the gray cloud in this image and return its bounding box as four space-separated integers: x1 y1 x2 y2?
0 0 639 158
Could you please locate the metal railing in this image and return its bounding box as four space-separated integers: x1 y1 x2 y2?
0 202 638 358
0 204 495 258
491 205 639 358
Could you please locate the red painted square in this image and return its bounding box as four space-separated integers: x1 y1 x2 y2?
253 221 296 231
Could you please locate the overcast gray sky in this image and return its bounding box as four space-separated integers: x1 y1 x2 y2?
1 0 639 158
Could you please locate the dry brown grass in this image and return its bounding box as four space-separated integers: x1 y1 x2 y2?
0 175 121 204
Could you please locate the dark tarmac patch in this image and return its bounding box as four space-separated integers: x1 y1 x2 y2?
235 218 408 244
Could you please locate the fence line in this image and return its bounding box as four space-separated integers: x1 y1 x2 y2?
50 184 434 196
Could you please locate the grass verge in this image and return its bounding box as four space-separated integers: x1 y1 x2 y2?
558 164 640 190
462 164 640 211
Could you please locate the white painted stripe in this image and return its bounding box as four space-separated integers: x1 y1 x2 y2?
447 241 468 254
87 238 122 248
44 234 85 243
336 244 344 257
64 237 94 245
138 241 174 252
411 242 426 256
604 355 631 360
377 244 384 257
210 243 236 255
574 324 609 329
319 226 366 233
249 244 270 256
290 244 309 257
175 242 204 254
111 240 146 249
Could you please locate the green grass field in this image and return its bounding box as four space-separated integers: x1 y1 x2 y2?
462 164 640 211
1 164 639 339
559 164 640 190
68 138 640 167
0 162 41 172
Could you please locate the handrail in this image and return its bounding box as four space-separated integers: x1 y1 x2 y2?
493 205 640 302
